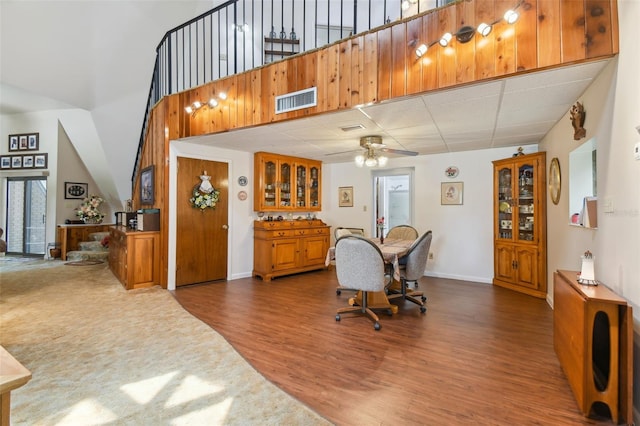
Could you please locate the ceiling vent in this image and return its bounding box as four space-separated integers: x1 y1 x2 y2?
340 124 365 132
275 87 317 114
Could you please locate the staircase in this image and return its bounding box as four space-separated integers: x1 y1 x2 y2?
66 231 109 262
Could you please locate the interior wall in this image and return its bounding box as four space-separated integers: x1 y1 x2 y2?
321 144 538 284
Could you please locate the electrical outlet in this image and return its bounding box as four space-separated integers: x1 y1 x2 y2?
428 252 434 260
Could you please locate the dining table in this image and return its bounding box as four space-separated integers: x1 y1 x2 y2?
325 237 414 313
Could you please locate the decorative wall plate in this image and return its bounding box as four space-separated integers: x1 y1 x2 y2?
445 166 459 178
549 157 561 205
238 176 248 186
238 190 248 201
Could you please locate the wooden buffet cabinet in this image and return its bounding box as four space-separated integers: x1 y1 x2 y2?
108 225 160 290
253 219 330 281
254 152 321 212
553 270 632 424
57 223 113 260
492 152 547 298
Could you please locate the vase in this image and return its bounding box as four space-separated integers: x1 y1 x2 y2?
379 231 384 245
83 217 103 224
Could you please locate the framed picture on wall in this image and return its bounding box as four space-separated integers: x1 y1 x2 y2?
0 156 10 169
64 182 88 199
34 153 48 169
8 133 40 151
140 165 154 205
11 156 22 168
338 186 353 207
441 182 463 205
8 135 19 151
22 155 34 168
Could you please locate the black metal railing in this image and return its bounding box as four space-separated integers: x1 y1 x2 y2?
134 0 446 182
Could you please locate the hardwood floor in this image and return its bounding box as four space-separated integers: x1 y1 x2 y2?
173 269 616 425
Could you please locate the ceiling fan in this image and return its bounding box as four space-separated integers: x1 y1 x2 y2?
327 135 418 167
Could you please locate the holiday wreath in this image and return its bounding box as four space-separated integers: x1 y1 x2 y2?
190 172 221 210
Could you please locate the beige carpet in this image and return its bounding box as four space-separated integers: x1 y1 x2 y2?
0 258 330 425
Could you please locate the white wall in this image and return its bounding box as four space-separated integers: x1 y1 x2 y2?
540 0 640 311
321 144 538 283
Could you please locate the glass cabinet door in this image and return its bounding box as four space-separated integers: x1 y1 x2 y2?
497 166 513 240
309 165 319 208
295 163 307 208
263 159 277 208
516 161 535 242
279 161 292 208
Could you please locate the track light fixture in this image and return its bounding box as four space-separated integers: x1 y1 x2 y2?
413 0 522 58
184 92 228 115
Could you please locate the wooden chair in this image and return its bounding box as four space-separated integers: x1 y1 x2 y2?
334 235 388 330
386 225 418 240
387 231 432 313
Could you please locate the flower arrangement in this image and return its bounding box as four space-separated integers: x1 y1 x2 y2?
76 194 105 222
376 217 385 242
190 184 220 210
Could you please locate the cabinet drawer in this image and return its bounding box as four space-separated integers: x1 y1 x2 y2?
269 230 293 237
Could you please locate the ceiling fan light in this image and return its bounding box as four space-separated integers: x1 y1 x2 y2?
504 10 519 24
355 155 365 167
439 32 452 47
377 155 388 167
477 23 492 37
365 157 377 167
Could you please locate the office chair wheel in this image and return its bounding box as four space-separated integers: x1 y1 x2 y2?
336 289 341 295
374 322 381 330
420 306 426 313
387 309 393 316
421 296 427 302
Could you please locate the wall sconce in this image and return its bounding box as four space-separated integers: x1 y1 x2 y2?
439 33 452 47
477 22 492 37
184 92 228 115
504 9 519 24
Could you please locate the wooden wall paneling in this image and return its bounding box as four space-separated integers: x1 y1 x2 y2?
350 36 364 106
516 0 538 72
316 49 329 112
216 81 232 131
391 24 407 98
236 72 248 128
537 0 562 67
474 0 496 80
494 0 517 76
274 61 290 121
291 55 306 118
260 65 275 123
455 0 476 84
338 39 352 109
610 0 619 53
437 6 457 87
560 0 587 63
362 33 378 103
250 69 261 125
301 51 319 117
422 12 439 91
405 16 423 95
376 28 392 101
226 76 239 129
585 0 613 58
326 42 340 111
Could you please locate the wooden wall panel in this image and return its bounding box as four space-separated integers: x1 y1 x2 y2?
250 69 261 125
406 17 423 95
422 12 439 91
455 0 476 84
537 0 562 67
350 37 364 106
516 0 538 72
474 0 496 80
437 7 457 87
495 0 517 76
585 0 613 58
561 0 587 63
316 48 329 112
363 33 378 103
391 24 407 98
377 28 392 101
338 40 352 109
326 43 340 111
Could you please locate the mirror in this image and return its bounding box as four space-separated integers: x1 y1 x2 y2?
569 138 597 227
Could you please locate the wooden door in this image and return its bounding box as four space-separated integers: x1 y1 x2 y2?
176 157 228 286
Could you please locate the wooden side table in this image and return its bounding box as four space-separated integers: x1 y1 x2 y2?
0 346 32 426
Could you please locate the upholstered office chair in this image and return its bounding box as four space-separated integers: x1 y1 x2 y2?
387 230 432 313
334 235 388 330
386 225 418 240
334 228 366 295
335 227 365 238
334 228 353 240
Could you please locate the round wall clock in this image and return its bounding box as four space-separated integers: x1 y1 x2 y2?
549 157 561 205
238 176 248 186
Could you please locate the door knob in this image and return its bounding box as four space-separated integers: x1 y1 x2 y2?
222 224 228 230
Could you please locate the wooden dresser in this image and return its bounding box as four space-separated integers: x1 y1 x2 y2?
253 219 330 281
108 225 160 290
553 270 632 424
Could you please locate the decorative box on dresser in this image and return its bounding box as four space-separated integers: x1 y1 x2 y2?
492 152 547 298
108 225 160 290
253 219 330 281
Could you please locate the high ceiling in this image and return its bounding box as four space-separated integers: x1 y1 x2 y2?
1 0 610 175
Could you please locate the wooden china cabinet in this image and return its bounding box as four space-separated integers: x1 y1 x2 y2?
253 152 321 212
492 152 547 298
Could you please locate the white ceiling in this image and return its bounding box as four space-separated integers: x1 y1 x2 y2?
183 59 609 163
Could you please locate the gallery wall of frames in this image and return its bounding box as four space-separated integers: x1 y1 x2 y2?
1 133 48 170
